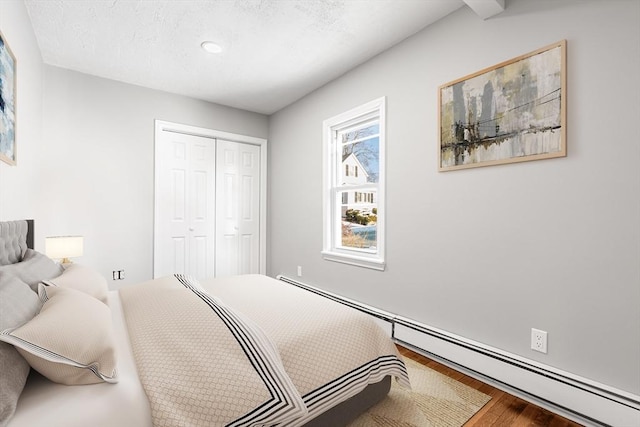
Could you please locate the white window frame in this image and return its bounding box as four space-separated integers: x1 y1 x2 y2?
322 97 386 271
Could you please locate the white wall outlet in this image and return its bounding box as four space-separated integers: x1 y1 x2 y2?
531 328 548 353
297 266 302 277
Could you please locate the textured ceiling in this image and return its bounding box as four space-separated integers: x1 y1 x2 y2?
25 0 469 115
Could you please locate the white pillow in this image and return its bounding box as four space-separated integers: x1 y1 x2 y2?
0 284 118 385
43 264 108 304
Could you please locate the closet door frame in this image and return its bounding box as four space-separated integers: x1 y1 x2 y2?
154 120 267 277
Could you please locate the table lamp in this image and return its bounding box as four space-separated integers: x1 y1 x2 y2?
45 236 84 264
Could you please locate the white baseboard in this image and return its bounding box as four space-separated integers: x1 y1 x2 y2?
393 319 640 427
277 275 640 427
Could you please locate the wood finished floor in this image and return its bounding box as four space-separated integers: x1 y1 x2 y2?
397 345 585 427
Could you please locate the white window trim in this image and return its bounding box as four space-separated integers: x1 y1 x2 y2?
322 97 386 271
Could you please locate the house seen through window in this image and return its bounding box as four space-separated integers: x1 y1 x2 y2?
322 97 385 270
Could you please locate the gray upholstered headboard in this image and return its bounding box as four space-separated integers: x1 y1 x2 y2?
0 219 34 265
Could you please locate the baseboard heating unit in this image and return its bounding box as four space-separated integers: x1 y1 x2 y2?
277 275 640 427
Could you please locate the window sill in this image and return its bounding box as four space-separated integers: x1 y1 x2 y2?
321 250 385 271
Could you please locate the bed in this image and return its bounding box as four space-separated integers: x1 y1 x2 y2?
0 219 409 426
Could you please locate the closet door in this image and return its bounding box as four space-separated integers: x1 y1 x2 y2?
215 140 261 277
154 131 215 279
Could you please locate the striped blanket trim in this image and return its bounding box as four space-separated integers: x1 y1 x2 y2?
306 355 410 406
174 274 307 427
286 355 410 425
175 274 411 427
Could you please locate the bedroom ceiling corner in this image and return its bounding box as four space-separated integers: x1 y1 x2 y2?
24 0 474 115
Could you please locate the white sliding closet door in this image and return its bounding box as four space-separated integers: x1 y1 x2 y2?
154 121 266 280
215 140 261 277
154 131 216 279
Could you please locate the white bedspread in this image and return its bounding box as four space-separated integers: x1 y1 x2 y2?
119 274 308 427
198 274 410 425
9 291 152 427
10 274 409 427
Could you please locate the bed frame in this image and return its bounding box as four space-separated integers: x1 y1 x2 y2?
25 220 34 249
0 219 391 426
304 376 391 426
0 219 34 265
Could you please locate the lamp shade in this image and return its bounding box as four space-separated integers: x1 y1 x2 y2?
45 236 83 263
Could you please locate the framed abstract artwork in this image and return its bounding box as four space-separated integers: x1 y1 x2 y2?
0 29 16 166
439 40 566 171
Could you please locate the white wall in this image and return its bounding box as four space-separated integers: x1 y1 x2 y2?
23 66 268 289
0 0 44 221
38 66 268 289
0 2 269 288
268 0 640 396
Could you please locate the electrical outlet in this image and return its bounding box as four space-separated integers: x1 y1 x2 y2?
112 270 125 280
297 266 302 277
531 328 548 353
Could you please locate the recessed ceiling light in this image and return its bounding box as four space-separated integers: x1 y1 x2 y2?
201 41 223 54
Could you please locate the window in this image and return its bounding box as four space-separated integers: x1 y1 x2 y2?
322 97 385 270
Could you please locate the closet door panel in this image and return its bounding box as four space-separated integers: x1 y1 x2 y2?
216 140 260 277
155 121 265 280
155 132 215 279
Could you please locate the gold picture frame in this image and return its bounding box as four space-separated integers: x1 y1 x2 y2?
439 40 566 171
0 29 17 166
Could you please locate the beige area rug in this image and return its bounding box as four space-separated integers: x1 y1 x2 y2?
348 358 491 427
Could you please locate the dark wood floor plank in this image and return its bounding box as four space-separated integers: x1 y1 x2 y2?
514 403 553 426
493 396 529 426
396 344 584 426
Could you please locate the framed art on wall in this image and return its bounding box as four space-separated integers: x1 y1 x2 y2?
439 40 566 171
0 29 17 166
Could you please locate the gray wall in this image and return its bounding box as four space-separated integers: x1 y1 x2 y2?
2 0 638 398
38 66 268 288
268 0 640 395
